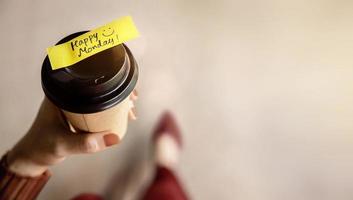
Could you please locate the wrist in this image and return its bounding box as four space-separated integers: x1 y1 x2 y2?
6 149 49 177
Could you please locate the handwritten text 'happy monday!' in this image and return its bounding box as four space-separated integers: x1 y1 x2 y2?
70 28 119 57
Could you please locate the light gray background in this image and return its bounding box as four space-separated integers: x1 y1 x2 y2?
1 0 353 199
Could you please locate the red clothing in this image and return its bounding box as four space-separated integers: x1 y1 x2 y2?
0 152 188 200
0 154 51 200
72 166 189 200
142 166 189 200
71 194 103 200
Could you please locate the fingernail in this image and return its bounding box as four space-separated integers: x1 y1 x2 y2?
130 91 138 101
133 89 138 97
103 134 119 147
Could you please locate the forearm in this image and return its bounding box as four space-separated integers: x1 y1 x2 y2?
6 142 51 177
0 97 124 199
0 153 51 200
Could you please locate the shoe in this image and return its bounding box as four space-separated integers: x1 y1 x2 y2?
152 111 183 168
152 111 182 148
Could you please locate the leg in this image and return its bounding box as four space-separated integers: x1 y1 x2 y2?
142 166 188 200
71 193 103 200
142 112 189 200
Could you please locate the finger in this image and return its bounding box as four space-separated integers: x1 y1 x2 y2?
128 100 137 120
60 132 120 155
129 108 137 120
130 89 138 101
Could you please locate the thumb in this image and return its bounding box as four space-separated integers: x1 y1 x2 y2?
61 132 120 155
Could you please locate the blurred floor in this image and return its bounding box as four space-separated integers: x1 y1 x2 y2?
1 0 353 199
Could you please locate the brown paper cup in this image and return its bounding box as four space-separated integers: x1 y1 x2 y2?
62 97 132 140
41 31 139 140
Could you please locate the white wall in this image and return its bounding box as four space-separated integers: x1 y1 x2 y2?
1 0 353 199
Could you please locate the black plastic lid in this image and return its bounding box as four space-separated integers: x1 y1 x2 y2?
41 31 139 114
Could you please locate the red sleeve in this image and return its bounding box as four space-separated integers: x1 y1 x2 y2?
0 153 51 200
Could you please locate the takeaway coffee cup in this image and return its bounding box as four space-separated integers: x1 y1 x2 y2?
41 31 139 141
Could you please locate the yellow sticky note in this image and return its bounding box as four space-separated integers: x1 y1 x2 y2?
47 16 139 70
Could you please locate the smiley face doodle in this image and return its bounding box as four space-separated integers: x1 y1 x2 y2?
102 27 115 37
